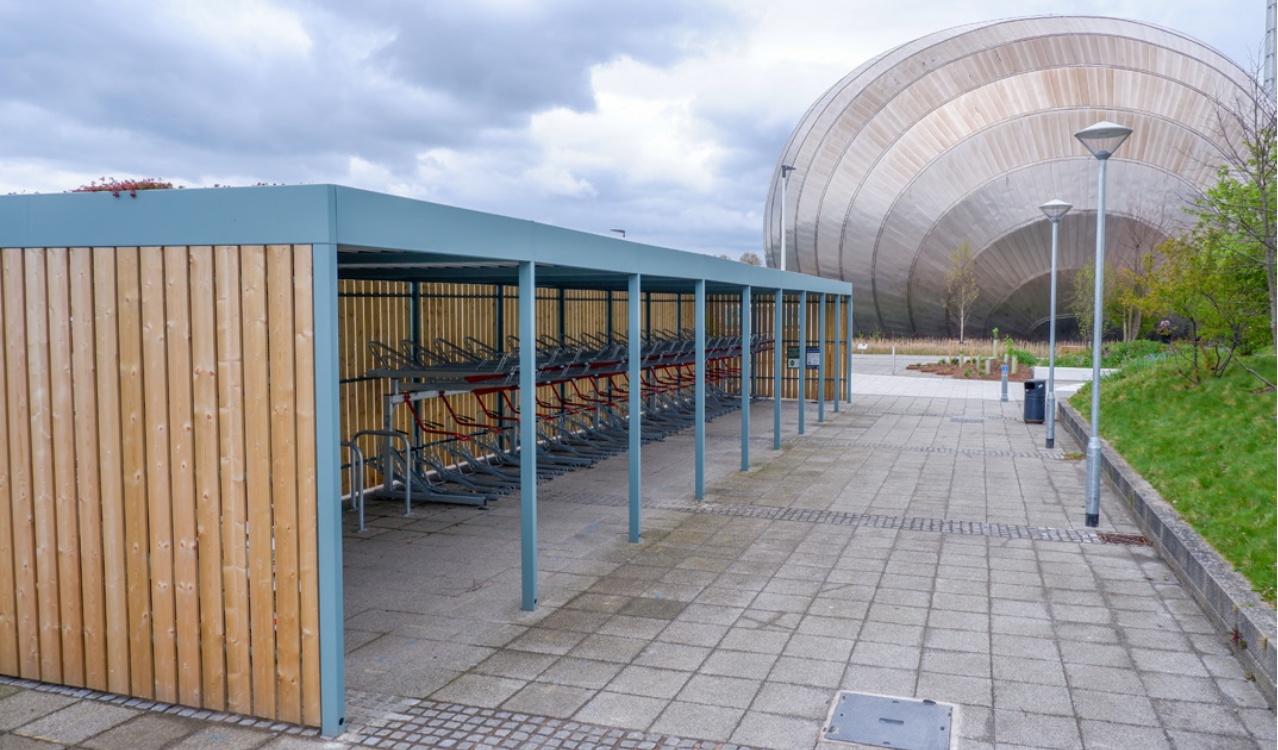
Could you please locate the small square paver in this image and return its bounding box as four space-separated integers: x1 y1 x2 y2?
14 702 139 745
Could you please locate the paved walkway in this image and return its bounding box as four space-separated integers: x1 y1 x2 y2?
2 356 1272 749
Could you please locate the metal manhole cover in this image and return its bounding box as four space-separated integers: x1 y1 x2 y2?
823 692 954 749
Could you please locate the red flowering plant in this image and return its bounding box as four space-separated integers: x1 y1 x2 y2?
71 177 175 198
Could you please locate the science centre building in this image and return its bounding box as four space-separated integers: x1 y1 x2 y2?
765 16 1258 338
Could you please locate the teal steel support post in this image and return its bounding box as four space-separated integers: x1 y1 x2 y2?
833 295 841 413
694 279 706 500
773 289 783 450
313 242 345 737
817 293 826 423
628 273 642 542
846 292 854 402
740 286 751 471
798 291 807 435
519 261 538 611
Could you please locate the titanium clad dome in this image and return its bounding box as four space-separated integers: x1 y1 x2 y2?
765 16 1256 338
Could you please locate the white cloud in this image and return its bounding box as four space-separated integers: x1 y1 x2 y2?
0 0 1263 256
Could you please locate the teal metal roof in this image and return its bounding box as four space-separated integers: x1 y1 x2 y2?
0 184 851 296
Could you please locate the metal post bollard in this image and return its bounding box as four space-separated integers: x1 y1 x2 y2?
1000 364 1008 402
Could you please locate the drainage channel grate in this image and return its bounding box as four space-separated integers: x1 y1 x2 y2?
773 437 1063 460
824 691 954 749
1096 531 1152 546
543 492 1114 545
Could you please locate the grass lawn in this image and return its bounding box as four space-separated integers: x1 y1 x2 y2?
1070 352 1276 603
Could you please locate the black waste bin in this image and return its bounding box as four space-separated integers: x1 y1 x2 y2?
1023 379 1045 423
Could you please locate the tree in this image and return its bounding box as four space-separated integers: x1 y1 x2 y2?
1194 65 1277 350
1138 231 1270 384
739 251 762 265
1112 251 1155 342
944 242 980 342
1068 260 1123 343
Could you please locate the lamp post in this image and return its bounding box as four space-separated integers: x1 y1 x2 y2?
1039 199 1071 450
779 165 795 271
1074 120 1132 528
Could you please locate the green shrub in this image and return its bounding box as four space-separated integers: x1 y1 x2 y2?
1055 339 1166 368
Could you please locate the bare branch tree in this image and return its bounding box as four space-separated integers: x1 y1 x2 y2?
945 242 980 343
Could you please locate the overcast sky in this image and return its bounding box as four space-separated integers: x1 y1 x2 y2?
0 0 1266 257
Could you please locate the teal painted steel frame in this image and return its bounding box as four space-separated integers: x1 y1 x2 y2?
798 291 807 436
0 183 853 726
846 292 855 402
818 293 826 423
313 240 346 737
833 295 841 413
519 261 538 611
773 289 783 450
694 279 706 500
628 273 642 542
740 286 751 472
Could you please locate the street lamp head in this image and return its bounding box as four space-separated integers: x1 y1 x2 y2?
1074 120 1132 160
1039 199 1073 222
780 164 796 178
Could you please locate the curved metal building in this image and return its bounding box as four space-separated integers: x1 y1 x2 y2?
765 16 1256 338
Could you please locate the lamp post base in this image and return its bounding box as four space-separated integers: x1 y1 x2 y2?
1045 437 1054 449
1085 513 1099 528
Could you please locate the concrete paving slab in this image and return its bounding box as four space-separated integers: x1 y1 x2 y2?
12 703 138 745
0 362 1271 749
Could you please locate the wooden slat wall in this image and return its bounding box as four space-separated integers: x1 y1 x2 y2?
0 245 321 726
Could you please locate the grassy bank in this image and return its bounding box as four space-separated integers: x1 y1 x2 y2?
1070 353 1277 603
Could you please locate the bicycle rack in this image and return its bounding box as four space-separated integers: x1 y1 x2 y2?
350 330 772 516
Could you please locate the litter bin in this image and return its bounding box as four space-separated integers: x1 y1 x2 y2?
1023 379 1045 423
